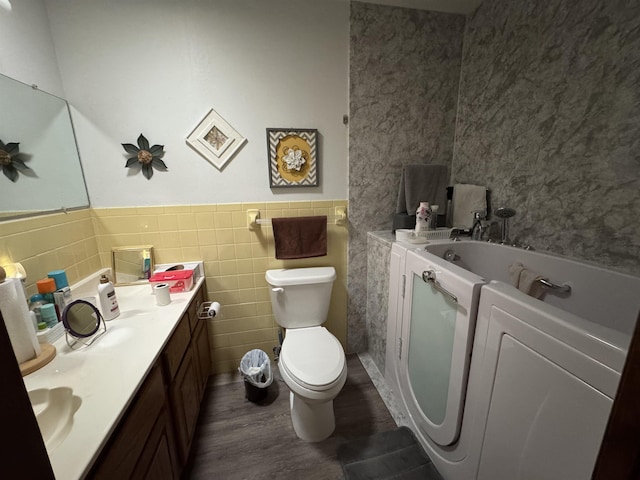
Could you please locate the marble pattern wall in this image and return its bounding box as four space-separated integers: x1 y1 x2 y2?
366 232 393 372
453 0 640 274
348 2 465 352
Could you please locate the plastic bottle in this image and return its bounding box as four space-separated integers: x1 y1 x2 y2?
98 275 120 320
430 205 439 230
29 293 47 324
142 249 151 280
36 322 50 344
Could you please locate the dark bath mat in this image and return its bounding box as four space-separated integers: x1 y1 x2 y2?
337 426 443 480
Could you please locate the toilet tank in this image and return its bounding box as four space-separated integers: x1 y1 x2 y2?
266 267 336 328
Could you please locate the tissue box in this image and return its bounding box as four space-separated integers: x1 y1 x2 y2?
149 270 194 293
153 262 202 282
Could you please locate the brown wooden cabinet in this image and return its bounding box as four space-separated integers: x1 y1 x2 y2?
90 283 212 479
90 363 177 479
163 283 211 468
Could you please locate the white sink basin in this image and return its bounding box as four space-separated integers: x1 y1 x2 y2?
28 387 82 453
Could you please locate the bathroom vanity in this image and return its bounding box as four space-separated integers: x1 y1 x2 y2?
22 270 210 479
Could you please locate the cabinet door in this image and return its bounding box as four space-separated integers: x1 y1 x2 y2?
162 312 191 382
169 348 201 465
91 364 165 479
193 318 212 399
188 284 205 333
132 404 178 480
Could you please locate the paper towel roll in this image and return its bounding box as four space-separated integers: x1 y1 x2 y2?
0 278 41 363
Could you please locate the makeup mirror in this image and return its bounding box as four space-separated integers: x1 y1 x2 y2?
62 299 106 349
111 245 154 286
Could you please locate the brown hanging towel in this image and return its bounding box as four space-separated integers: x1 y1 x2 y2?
272 216 327 259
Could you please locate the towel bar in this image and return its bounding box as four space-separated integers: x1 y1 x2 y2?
247 207 347 229
422 270 458 303
538 278 571 293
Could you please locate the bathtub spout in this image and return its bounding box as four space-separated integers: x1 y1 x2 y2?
471 211 489 241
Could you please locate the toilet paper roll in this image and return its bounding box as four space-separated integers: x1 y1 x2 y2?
0 278 41 363
154 283 171 306
207 301 221 318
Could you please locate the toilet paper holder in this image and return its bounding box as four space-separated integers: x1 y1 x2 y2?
198 301 221 319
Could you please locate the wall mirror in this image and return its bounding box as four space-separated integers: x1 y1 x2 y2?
111 245 155 286
0 73 89 221
62 299 106 349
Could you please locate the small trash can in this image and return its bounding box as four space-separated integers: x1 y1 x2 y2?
239 349 273 403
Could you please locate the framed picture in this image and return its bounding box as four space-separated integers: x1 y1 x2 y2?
267 128 319 188
186 108 247 171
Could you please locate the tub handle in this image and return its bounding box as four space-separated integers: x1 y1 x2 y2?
538 278 571 293
422 270 458 303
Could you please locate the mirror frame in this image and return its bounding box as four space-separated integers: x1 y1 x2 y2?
61 299 107 350
0 73 90 222
111 245 155 286
62 299 102 338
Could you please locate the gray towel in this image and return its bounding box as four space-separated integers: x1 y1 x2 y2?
396 164 449 214
450 183 487 229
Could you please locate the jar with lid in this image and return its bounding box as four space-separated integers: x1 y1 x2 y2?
36 278 57 304
40 303 58 328
36 278 60 320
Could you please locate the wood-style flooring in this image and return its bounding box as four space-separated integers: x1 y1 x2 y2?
185 354 397 479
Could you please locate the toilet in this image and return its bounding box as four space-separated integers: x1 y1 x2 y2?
266 266 347 442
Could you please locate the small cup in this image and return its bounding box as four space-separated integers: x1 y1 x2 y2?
154 283 171 306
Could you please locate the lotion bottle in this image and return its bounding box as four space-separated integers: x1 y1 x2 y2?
98 275 120 320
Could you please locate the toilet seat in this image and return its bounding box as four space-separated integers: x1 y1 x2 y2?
280 326 345 391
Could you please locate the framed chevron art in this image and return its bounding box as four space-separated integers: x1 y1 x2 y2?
266 128 318 188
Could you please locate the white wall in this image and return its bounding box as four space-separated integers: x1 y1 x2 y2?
44 0 349 207
0 0 64 97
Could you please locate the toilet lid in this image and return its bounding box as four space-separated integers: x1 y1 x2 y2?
281 327 345 389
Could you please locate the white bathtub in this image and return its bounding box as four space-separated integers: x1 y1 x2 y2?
384 239 640 480
425 241 639 338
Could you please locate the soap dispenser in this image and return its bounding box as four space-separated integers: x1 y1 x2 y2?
98 275 120 321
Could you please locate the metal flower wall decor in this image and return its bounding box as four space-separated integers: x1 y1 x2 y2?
122 134 167 179
0 139 32 182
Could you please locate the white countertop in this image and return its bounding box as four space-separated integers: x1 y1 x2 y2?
22 269 204 480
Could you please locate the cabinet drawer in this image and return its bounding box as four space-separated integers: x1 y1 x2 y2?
162 312 191 381
91 363 165 479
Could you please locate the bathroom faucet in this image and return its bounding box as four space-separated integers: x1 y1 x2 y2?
470 210 487 241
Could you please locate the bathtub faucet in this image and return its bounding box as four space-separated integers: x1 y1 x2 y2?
471 210 489 241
